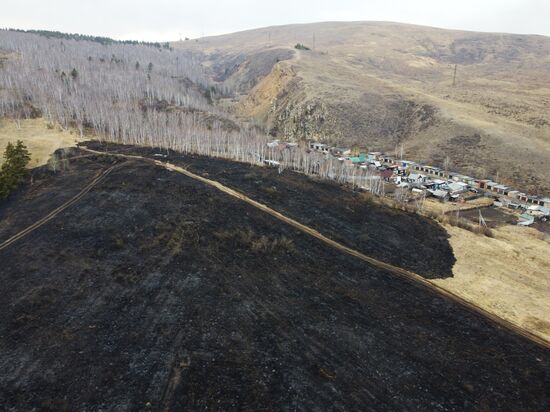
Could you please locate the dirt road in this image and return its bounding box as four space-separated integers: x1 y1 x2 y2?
0 164 117 252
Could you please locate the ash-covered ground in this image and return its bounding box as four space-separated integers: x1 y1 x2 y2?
0 149 549 411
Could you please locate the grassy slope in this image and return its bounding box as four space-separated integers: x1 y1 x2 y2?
436 224 550 342
177 21 550 193
0 118 80 167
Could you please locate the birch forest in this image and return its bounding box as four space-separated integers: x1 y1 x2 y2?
0 30 384 194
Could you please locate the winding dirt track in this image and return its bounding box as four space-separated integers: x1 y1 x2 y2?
0 165 117 252
78 147 550 350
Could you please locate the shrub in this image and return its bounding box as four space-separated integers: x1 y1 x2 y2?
294 43 310 51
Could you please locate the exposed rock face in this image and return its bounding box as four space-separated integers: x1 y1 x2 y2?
271 99 329 141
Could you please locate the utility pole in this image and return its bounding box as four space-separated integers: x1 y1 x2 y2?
452 64 457 87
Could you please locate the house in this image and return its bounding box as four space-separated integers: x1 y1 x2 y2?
309 142 329 153
428 189 449 201
494 184 510 195
350 154 367 164
486 181 499 192
330 147 351 156
507 190 520 199
367 152 382 161
518 193 529 202
543 197 550 208
527 205 550 218
446 182 469 196
399 160 416 169
460 176 477 186
432 179 446 190
518 213 535 226
429 167 445 178
478 180 493 190
379 169 394 181
528 196 549 207
407 173 427 184
383 156 396 164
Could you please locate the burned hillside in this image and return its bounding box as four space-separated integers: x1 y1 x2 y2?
84 141 455 279
0 151 549 410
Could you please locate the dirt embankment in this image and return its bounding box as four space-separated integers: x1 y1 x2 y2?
0 150 549 410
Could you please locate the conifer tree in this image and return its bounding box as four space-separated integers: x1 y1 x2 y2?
0 140 31 199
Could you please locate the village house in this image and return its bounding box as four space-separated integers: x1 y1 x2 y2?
309 142 330 154
379 169 394 181
382 155 396 164
359 148 549 211
350 154 367 164
428 189 450 201
528 196 549 207
399 160 416 169
507 190 520 199
367 152 382 161
518 213 535 226
445 181 469 196
527 205 550 218
407 173 428 184
330 147 351 156
494 184 510 195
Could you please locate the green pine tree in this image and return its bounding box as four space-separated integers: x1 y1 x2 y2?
0 140 31 199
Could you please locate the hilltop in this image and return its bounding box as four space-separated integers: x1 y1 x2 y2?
176 21 550 194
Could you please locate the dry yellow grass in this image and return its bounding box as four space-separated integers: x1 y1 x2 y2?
422 197 494 215
0 118 81 167
435 224 550 342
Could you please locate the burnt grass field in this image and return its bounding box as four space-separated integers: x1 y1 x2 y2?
0 147 549 411
84 142 455 279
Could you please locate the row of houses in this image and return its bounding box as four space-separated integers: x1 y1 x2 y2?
306 141 550 219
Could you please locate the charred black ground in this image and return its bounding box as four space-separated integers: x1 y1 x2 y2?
83 141 455 279
0 149 549 411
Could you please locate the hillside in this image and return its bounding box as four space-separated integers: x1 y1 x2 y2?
176 21 550 194
1 148 549 410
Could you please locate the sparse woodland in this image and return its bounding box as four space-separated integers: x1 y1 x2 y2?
0 30 384 194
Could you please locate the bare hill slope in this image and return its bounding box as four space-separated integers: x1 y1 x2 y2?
177 21 550 194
